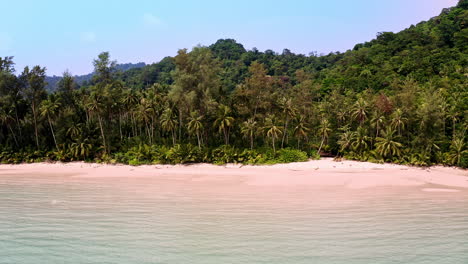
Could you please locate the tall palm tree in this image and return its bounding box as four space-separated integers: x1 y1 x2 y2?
371 113 386 138
87 93 107 152
390 108 407 136
375 127 403 159
317 118 331 154
214 105 234 145
293 115 309 149
264 116 283 153
40 97 61 150
351 98 368 125
241 118 257 150
279 97 296 148
161 108 178 146
187 111 204 149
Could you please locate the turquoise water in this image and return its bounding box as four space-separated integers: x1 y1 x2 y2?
0 173 467 264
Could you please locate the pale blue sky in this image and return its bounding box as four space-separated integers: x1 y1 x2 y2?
0 0 458 75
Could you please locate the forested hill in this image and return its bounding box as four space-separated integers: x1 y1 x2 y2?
0 0 466 167
120 1 467 92
45 62 146 91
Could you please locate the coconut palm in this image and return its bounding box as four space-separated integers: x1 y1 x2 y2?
375 127 403 159
447 137 467 166
371 113 386 138
390 108 407 136
337 130 355 154
214 105 234 145
86 92 107 152
0 107 18 147
293 115 309 149
279 97 297 147
317 118 331 154
40 97 61 150
264 116 283 153
351 98 368 125
351 126 369 154
161 108 178 146
241 118 257 150
187 111 204 149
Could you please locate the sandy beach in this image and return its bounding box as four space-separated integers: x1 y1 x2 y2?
0 158 467 191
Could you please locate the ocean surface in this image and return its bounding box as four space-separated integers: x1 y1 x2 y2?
0 172 467 264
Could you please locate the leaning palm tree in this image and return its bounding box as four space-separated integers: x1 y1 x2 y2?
264 116 283 154
214 105 234 145
375 127 403 159
337 130 355 154
161 108 178 146
187 111 204 149
317 118 331 154
40 97 61 150
293 115 309 149
241 118 258 150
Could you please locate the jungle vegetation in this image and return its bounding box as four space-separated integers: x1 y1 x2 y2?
0 1 466 166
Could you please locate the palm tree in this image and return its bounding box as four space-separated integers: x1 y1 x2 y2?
448 137 466 166
371 113 386 138
70 139 93 160
214 105 234 145
264 116 283 153
293 115 309 149
66 123 83 139
241 118 257 149
337 130 355 154
161 108 178 146
279 97 296 147
40 97 61 150
390 108 407 136
375 127 403 159
187 111 204 149
0 107 18 147
317 118 331 154
351 126 369 154
351 98 368 125
86 93 107 152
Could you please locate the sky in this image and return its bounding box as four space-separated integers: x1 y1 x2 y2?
0 0 459 76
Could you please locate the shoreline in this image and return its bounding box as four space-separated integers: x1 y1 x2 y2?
1 158 467 190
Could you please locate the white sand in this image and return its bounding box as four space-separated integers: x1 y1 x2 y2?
0 158 467 190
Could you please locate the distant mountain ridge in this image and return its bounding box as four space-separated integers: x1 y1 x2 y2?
45 62 146 91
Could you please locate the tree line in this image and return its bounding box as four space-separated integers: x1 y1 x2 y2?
0 1 466 166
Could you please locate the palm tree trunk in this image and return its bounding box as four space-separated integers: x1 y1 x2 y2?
250 134 253 150
32 104 39 149
317 135 325 155
98 116 107 152
7 125 18 147
48 115 59 151
196 131 201 149
281 116 289 148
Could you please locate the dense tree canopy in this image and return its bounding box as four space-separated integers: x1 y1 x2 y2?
0 1 466 166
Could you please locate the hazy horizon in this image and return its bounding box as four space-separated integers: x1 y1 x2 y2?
1 0 458 76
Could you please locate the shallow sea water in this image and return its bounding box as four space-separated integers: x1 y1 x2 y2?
0 172 467 264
